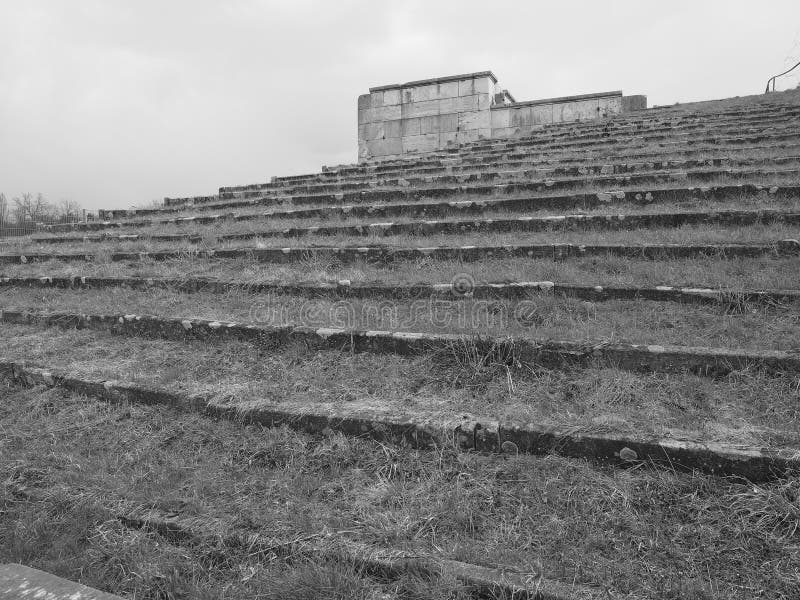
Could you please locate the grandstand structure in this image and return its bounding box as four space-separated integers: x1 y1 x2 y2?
1 76 799 598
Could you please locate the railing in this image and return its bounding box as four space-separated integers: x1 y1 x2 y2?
765 59 800 93
0 212 94 238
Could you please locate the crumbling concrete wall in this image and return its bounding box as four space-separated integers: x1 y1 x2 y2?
358 71 647 161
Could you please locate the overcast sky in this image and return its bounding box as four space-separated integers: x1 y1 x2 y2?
1 0 799 211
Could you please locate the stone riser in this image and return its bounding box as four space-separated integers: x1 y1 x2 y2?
217 111 800 195
221 124 800 198
47 185 800 233
33 209 800 246
4 240 799 265
212 167 800 214
3 308 800 378
220 133 800 204
151 150 800 218
113 164 800 221
3 275 797 306
2 361 797 482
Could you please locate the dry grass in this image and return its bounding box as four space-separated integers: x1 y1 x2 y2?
27 195 800 244
2 254 799 292
1 380 800 599
2 324 799 447
6 221 800 256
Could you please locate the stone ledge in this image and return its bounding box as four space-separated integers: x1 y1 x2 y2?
491 90 623 109
369 71 497 92
2 274 797 306
1 361 798 481
0 564 123 599
4 310 800 378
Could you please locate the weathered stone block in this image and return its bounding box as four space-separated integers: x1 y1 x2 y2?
401 117 421 136
622 94 647 111
361 104 401 124
440 131 458 147
531 104 553 125
491 108 510 128
599 95 623 117
437 80 460 99
357 94 372 111
439 94 480 114
458 110 491 131
456 128 491 144
383 119 402 138
382 88 402 106
419 115 440 135
458 78 475 96
472 75 494 95
401 99 440 119
402 84 437 103
509 106 533 127
491 126 516 138
403 133 439 153
366 137 402 157
555 99 599 122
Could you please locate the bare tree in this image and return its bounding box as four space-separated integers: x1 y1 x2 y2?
57 199 82 218
13 192 53 223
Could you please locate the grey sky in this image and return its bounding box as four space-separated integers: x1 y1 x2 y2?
1 0 799 211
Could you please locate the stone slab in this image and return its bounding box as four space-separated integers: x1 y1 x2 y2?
0 564 123 599
490 108 510 128
400 99 440 119
457 110 491 130
369 70 498 92
402 133 439 154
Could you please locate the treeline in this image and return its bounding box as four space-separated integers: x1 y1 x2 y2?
0 192 83 224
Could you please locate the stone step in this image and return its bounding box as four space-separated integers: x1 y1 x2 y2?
161 141 800 213
4 310 800 380
211 158 800 211
3 274 797 306
48 184 800 232
32 209 800 246
0 564 122 600
3 240 798 265
2 361 798 482
107 163 800 221
222 125 800 199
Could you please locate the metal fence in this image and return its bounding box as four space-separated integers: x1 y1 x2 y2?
0 211 94 238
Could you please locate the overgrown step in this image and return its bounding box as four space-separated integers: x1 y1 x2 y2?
31 209 800 246
61 184 800 231
4 240 799 264
3 274 797 306
1 361 797 482
3 309 799 377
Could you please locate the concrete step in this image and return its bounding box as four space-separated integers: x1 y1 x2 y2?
3 357 799 481
3 240 798 265
109 163 800 221
32 209 800 246
222 123 800 198
4 274 797 307
49 184 800 232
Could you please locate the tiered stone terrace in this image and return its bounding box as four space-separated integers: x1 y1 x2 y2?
2 86 800 598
